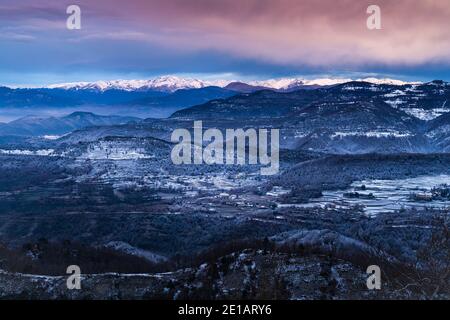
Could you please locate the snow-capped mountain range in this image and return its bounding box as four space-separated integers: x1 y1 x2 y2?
46 76 230 92
249 77 419 89
44 75 420 92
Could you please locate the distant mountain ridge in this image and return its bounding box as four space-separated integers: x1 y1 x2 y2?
10 75 421 93
0 112 140 136
0 85 238 120
0 76 426 121
171 80 449 121
45 76 230 93
2 79 450 155
168 80 450 154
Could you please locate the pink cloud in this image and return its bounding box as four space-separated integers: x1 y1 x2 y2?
4 0 450 67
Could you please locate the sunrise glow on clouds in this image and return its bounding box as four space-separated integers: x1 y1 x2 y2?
1 0 450 85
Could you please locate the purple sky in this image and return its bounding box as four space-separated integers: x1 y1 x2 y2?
1 0 450 86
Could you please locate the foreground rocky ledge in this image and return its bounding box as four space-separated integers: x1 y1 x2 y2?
3 229 446 300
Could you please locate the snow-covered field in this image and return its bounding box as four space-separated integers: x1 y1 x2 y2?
285 174 450 215
0 149 55 156
78 145 154 160
331 131 412 138
402 108 449 121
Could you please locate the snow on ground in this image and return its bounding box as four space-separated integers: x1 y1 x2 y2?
385 96 449 121
383 90 407 98
78 142 154 160
42 135 62 140
0 149 55 156
384 99 406 108
331 131 411 138
402 108 450 121
105 241 167 263
281 174 450 216
266 186 291 197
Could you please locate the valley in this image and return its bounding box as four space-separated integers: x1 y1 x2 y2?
0 79 449 299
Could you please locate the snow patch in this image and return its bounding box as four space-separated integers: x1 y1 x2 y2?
402 108 450 121
105 241 167 263
0 149 55 156
331 131 411 138
78 142 153 160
